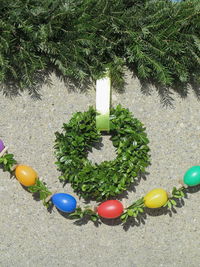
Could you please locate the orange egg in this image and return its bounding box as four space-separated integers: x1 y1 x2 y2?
15 165 38 186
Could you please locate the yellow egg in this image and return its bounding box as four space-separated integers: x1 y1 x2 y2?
144 188 168 208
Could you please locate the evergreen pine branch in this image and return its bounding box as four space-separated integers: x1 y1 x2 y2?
0 0 199 95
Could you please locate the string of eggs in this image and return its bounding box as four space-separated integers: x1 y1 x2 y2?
1 139 200 220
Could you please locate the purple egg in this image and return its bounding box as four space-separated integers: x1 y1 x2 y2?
0 140 5 153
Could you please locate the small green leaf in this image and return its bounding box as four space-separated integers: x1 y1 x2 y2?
81 185 87 191
133 212 138 217
127 209 134 216
167 201 172 209
138 207 144 213
120 213 127 220
91 215 98 222
170 199 177 206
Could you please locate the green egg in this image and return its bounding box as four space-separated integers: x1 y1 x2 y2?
183 166 200 186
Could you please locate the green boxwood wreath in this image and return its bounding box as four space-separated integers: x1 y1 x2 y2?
54 104 150 201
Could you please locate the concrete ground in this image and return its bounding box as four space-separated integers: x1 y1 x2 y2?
0 73 200 267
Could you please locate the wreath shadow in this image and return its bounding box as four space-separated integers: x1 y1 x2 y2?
1 162 200 229
116 170 150 201
56 209 102 227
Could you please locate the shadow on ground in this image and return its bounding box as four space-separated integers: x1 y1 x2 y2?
1 158 200 230
45 184 200 231
1 69 200 108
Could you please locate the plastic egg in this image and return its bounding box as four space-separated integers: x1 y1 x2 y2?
15 165 38 186
183 166 200 186
97 200 124 219
0 139 5 153
51 193 77 213
144 188 168 208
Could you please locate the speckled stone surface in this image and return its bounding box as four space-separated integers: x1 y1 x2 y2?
1 73 200 267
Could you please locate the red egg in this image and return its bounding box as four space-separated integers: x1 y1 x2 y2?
97 200 124 219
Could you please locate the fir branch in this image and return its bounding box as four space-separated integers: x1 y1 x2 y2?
0 0 199 95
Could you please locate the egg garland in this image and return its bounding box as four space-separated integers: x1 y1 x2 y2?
0 134 200 225
0 138 199 224
0 76 200 226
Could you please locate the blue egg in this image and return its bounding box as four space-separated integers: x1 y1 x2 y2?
51 193 77 213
